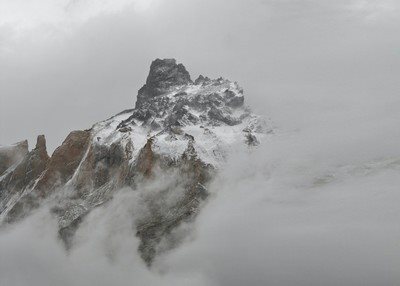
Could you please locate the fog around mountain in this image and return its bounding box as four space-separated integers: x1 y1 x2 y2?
1 83 399 285
1 1 400 286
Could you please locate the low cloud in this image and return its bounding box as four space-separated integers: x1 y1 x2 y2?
1 85 400 285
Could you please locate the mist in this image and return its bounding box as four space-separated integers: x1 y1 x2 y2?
1 84 400 285
1 0 400 285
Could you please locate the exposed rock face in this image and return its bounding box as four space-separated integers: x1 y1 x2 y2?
194 75 210 85
2 132 92 223
136 58 192 109
0 140 28 175
0 136 49 219
0 58 270 265
34 130 91 197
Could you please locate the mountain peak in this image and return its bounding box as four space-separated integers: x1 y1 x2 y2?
128 59 251 132
136 58 192 108
147 58 191 87
0 60 270 265
35 135 47 151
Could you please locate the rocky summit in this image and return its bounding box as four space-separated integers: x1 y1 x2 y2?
0 58 270 265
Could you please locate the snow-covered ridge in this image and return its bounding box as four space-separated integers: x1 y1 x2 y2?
91 60 270 166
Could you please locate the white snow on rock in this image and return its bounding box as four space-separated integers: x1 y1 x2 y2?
87 77 271 167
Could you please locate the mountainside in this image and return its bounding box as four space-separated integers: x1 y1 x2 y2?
0 59 270 264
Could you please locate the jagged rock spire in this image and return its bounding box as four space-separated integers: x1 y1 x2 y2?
136 58 192 108
117 58 249 131
35 135 47 152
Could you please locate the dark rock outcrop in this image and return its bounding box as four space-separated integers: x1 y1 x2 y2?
135 137 212 265
3 131 90 223
34 130 91 197
124 59 249 130
136 58 192 109
194 75 210 85
0 136 49 219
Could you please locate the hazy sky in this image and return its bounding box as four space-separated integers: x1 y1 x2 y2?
1 0 399 152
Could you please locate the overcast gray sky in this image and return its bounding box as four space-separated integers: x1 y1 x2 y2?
1 0 399 152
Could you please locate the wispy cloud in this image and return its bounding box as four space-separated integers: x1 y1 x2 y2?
0 0 156 31
346 0 399 21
